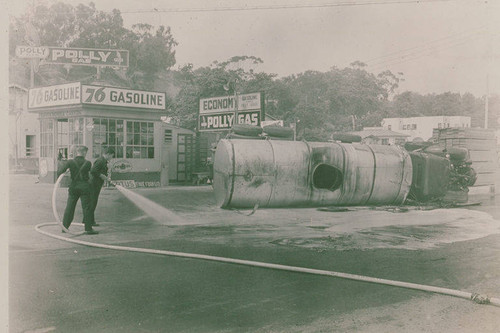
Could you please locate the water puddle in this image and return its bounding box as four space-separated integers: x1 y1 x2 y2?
271 209 500 250
112 186 500 251
115 185 187 225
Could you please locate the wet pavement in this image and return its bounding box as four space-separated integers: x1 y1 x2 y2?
8 174 500 332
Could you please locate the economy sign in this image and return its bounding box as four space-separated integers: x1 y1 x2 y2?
199 92 261 114
82 85 166 110
44 47 129 67
28 82 81 109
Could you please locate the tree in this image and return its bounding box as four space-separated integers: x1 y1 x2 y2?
389 91 486 127
169 56 281 129
9 2 177 89
267 65 399 139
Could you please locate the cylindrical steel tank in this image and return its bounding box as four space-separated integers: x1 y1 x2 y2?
213 139 413 208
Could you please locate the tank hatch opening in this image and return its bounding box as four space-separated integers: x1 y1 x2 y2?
312 164 343 191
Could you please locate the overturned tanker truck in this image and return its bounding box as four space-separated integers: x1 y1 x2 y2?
212 129 476 208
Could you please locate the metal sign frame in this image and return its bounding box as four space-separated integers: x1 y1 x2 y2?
44 47 129 68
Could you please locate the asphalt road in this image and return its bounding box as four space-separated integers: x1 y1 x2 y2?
8 174 500 332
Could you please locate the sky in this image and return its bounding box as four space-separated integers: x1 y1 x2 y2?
6 0 500 97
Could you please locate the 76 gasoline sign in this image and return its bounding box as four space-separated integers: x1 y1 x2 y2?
199 110 261 131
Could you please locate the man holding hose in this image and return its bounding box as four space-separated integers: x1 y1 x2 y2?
89 147 115 226
57 145 98 235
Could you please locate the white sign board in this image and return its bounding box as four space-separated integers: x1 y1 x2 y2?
81 85 166 110
45 47 129 67
198 110 261 131
261 120 284 127
199 92 261 114
28 82 81 109
238 93 261 111
16 46 49 58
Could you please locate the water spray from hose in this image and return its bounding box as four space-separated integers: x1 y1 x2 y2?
114 185 186 224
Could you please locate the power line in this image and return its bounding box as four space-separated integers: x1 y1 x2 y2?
120 0 455 14
371 32 488 70
367 30 485 67
365 26 487 64
368 33 486 68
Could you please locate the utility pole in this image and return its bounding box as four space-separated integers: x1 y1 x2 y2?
484 0 491 129
27 0 38 88
233 80 239 126
30 61 35 88
485 74 489 129
14 109 20 169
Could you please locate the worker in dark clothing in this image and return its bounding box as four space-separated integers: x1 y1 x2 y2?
57 145 98 234
89 147 115 226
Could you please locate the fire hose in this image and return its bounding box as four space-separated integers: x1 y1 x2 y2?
35 174 500 307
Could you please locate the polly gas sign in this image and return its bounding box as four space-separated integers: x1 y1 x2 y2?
45 47 129 67
15 46 129 67
198 92 263 132
199 110 261 131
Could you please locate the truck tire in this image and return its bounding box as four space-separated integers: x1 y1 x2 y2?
331 133 362 143
232 124 263 136
263 126 294 138
227 133 265 140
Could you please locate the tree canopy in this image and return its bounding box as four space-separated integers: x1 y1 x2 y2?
9 2 177 89
9 2 497 138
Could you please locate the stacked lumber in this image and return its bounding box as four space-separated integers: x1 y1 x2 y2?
435 128 498 187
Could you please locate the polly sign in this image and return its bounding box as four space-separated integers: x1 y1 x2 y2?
45 47 129 67
199 110 261 131
15 46 49 58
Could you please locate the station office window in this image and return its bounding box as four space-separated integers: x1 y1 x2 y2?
92 118 155 159
40 119 54 158
126 121 154 159
395 138 406 145
92 118 124 158
92 119 154 159
57 118 84 160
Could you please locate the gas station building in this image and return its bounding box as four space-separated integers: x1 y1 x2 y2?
28 82 195 187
